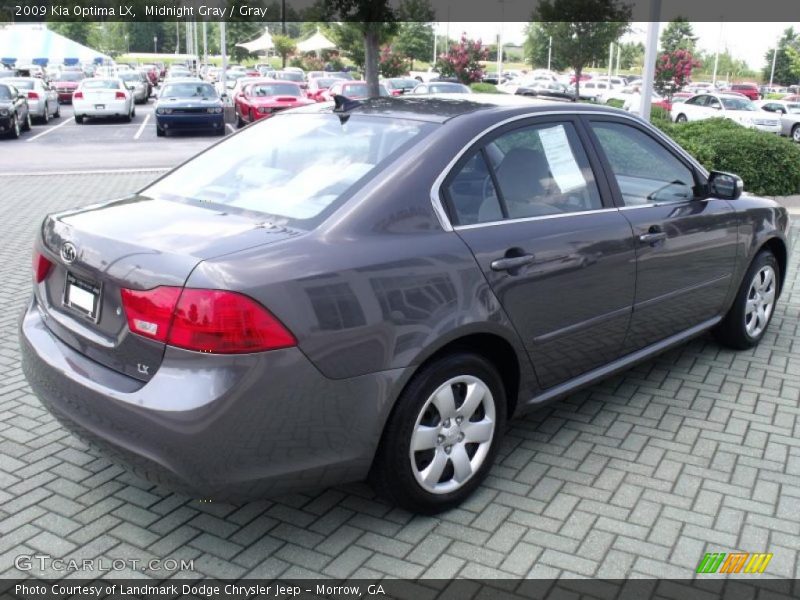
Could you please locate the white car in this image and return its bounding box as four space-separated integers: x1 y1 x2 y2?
73 78 135 123
578 80 614 102
5 77 59 123
671 93 781 133
592 75 626 89
756 99 800 142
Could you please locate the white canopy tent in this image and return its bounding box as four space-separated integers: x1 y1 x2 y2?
296 30 336 54
236 29 273 53
0 24 111 66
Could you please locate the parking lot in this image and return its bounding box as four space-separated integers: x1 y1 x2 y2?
1 102 799 581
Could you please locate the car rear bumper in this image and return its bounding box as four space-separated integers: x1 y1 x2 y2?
20 297 402 501
156 114 224 131
57 92 74 103
73 99 129 117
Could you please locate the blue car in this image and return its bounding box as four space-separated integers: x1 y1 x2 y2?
154 79 225 137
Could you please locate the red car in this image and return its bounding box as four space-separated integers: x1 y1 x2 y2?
306 77 344 102
234 81 314 126
52 70 84 103
729 83 760 101
320 80 390 101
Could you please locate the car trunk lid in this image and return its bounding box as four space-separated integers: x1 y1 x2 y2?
37 195 303 382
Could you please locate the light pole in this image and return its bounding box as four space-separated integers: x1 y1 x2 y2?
639 0 661 122
769 44 778 88
547 36 552 71
124 34 129 55
154 36 157 54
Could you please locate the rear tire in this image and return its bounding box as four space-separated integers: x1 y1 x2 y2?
54 103 60 118
22 112 31 131
236 108 245 127
74 114 84 124
8 113 20 139
792 124 800 143
42 105 49 124
370 353 506 514
714 250 779 350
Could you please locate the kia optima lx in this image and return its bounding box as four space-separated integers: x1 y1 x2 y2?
21 96 791 512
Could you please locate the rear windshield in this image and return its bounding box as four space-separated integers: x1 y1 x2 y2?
119 72 141 81
7 79 34 89
143 114 434 227
59 71 84 81
276 72 304 82
83 79 120 89
161 83 217 98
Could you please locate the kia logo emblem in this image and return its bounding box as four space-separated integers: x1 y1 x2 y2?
60 242 77 264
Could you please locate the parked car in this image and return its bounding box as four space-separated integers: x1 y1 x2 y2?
512 80 573 100
382 78 419 96
408 67 440 83
306 77 345 102
154 80 225 137
757 99 800 142
72 78 135 123
411 81 472 95
52 70 84 104
234 81 314 126
321 80 390 101
729 83 761 101
275 70 307 90
671 93 781 133
577 80 613 102
165 67 192 80
118 71 149 104
5 77 59 123
20 96 792 512
0 82 31 138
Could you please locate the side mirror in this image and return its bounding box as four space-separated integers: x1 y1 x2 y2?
707 170 743 200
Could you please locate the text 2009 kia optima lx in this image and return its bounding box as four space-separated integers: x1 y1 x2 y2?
21 95 792 513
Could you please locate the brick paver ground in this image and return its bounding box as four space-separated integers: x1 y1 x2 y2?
1 172 798 579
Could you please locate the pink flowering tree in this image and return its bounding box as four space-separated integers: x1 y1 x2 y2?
379 46 409 78
435 34 488 84
655 49 702 99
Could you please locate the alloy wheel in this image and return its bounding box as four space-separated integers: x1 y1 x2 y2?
409 375 496 494
793 126 800 143
744 265 776 338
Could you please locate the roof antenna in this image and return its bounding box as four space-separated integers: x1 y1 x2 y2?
332 94 362 124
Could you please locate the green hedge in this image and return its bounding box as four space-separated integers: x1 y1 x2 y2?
657 118 800 196
470 82 500 94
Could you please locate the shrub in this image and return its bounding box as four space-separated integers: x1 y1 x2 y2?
435 34 488 84
657 118 800 196
605 98 625 108
379 46 408 78
470 82 499 93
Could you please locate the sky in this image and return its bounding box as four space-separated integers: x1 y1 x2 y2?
436 22 799 71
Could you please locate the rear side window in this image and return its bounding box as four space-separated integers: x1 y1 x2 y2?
444 121 602 225
143 114 433 227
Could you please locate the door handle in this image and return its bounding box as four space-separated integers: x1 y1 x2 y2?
490 254 535 272
639 230 667 245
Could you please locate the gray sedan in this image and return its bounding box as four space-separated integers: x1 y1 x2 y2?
20 96 791 513
118 71 149 104
5 77 59 123
757 99 800 142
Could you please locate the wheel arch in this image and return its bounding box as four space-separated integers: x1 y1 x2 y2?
760 236 788 295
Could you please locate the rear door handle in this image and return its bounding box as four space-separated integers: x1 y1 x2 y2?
490 254 535 272
639 231 667 245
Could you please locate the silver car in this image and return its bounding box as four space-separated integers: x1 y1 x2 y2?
756 99 800 142
5 77 59 123
119 71 149 104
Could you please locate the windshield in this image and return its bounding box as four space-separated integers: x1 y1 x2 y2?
720 96 756 111
119 73 141 82
82 79 120 90
277 72 304 82
249 83 300 96
429 83 470 93
313 78 340 89
7 79 34 89
143 114 433 226
161 83 217 98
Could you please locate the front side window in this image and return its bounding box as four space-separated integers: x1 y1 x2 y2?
444 121 602 225
590 121 696 206
143 114 433 227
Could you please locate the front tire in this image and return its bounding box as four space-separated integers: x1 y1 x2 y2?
22 112 32 131
714 250 779 349
371 353 506 514
42 105 49 124
675 113 688 123
8 113 21 139
792 124 800 143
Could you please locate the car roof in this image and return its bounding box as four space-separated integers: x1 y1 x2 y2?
287 93 624 124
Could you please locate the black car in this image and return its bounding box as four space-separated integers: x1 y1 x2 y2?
0 83 31 139
21 95 791 513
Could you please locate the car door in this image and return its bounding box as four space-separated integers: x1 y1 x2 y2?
442 117 637 389
584 116 738 353
678 94 708 121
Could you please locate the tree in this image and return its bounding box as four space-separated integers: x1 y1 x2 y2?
435 33 488 84
523 22 567 71
660 18 697 54
533 0 632 99
394 23 434 70
654 49 701 98
380 45 409 77
762 28 800 86
326 0 398 97
227 22 266 62
47 22 95 47
272 34 296 68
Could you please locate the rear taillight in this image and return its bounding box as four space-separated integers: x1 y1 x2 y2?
120 287 296 354
27 91 39 100
73 91 83 99
33 252 53 283
115 91 126 99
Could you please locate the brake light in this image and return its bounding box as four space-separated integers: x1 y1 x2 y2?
120 287 296 353
33 252 53 283
115 91 126 99
73 91 83 99
28 91 39 100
